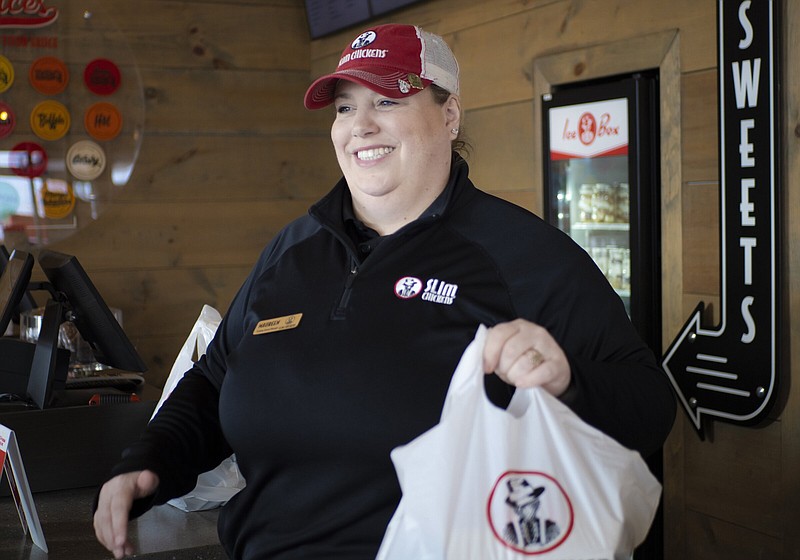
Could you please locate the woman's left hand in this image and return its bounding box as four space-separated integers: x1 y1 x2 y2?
482 318 571 397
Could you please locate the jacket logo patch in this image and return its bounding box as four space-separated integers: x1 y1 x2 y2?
394 276 422 299
394 276 458 306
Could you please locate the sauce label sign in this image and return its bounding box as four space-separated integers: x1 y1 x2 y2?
662 0 782 437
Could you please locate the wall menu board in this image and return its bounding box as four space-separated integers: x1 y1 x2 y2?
304 0 425 39
0 1 144 247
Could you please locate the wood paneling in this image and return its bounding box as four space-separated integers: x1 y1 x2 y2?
682 182 720 297
682 70 719 183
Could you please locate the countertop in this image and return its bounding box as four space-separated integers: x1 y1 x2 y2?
0 486 226 559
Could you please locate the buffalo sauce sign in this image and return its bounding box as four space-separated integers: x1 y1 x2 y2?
547 98 629 160
0 0 59 28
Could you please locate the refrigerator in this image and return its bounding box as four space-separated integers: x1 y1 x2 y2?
541 72 663 559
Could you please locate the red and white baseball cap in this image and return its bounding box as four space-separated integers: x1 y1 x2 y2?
304 24 460 110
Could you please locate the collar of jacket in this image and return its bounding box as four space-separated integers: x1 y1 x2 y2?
309 152 471 239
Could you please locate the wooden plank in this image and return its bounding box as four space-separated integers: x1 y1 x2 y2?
127 134 341 202
466 101 537 202
781 0 800 557
134 333 192 388
139 67 325 135
684 509 781 560
682 70 719 182
682 181 720 295
51 199 313 270
52 1 310 71
655 33 686 560
684 419 782 537
83 266 251 337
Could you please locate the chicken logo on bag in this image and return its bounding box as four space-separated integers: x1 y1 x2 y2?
488 471 574 554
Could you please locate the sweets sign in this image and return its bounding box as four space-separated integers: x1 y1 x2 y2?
662 0 782 438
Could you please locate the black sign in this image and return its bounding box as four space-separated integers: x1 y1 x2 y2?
662 0 781 438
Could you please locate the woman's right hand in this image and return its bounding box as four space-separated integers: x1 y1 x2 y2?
93 470 160 559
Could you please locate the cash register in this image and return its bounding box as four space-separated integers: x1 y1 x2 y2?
0 247 154 493
1 247 147 409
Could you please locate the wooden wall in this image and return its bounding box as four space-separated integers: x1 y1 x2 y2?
14 0 798 558
45 0 341 379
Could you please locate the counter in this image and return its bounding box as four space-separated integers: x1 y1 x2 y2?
0 486 226 559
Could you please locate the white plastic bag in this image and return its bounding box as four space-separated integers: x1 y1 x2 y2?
376 325 661 560
152 304 246 512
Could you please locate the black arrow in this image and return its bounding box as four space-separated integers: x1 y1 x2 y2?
662 0 780 438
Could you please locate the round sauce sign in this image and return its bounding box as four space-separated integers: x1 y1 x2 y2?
10 142 48 178
0 101 16 139
84 58 121 95
30 56 70 95
85 102 122 141
30 100 71 141
41 179 76 220
66 140 106 180
0 54 15 93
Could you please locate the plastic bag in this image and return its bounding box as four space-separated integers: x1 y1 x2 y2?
376 325 661 560
151 305 246 512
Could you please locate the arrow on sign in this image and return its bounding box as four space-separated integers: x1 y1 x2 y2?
662 0 781 438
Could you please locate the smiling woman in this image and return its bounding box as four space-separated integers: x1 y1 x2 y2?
93 23 676 560
328 83 458 235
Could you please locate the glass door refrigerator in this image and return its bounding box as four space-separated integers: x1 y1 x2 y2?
541 72 662 559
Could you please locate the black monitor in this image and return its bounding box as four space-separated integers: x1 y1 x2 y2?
0 249 34 336
36 249 147 373
0 249 69 407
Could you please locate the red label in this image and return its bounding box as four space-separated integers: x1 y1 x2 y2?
84 58 121 96
10 141 47 178
0 101 15 139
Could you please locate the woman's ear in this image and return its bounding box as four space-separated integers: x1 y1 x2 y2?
444 94 462 131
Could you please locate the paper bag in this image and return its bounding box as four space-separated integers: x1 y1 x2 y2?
152 305 246 512
376 325 661 560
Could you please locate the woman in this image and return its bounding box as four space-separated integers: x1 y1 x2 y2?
94 24 675 559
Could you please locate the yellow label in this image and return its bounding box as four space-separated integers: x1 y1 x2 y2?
253 313 303 335
30 100 70 141
41 179 75 219
0 55 15 93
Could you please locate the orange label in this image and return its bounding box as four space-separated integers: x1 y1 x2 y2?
30 100 70 141
84 102 122 141
29 56 69 95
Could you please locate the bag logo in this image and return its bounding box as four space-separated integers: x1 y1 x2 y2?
487 471 574 555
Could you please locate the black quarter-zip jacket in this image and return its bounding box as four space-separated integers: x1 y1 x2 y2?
109 156 676 559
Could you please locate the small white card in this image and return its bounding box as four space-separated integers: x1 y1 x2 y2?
0 423 48 553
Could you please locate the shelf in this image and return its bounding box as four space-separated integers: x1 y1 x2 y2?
571 222 630 231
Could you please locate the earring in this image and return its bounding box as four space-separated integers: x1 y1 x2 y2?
451 128 459 134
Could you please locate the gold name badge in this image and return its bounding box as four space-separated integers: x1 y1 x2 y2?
253 313 303 335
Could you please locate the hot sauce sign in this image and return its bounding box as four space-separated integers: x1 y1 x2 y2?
0 0 59 28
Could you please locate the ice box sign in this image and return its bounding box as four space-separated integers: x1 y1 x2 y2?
548 98 629 160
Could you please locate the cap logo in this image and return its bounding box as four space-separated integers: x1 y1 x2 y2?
351 31 376 49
